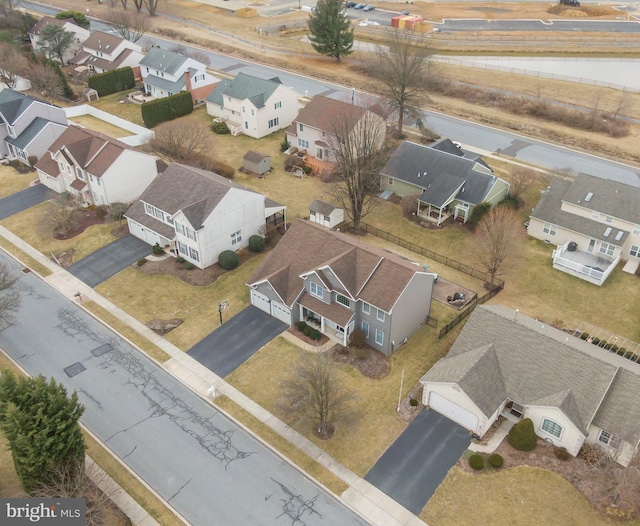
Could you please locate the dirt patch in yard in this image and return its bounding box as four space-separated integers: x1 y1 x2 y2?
330 344 390 379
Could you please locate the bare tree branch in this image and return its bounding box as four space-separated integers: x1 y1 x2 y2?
22 60 64 102
106 8 149 42
0 263 20 330
147 121 210 162
508 166 538 200
0 42 27 88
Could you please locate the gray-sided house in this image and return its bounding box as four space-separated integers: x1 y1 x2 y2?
421 305 640 466
309 200 344 229
380 139 510 226
0 89 68 166
126 163 286 269
247 219 436 355
528 173 640 285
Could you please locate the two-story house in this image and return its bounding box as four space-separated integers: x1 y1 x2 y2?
247 219 436 356
205 72 301 138
125 163 286 269
139 48 219 103
380 139 510 226
70 31 144 75
0 89 68 166
285 95 387 174
28 16 91 65
528 173 640 285
35 125 160 206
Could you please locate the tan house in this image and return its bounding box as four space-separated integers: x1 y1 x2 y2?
247 219 436 355
528 173 640 285
421 305 640 466
70 30 144 75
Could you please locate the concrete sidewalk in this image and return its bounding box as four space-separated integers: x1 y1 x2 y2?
0 224 428 526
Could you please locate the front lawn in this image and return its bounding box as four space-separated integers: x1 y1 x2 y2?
0 163 36 198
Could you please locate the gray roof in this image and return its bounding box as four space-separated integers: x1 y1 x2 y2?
421 305 640 437
0 89 35 125
430 138 485 165
530 178 629 245
243 150 269 163
310 199 339 216
206 72 281 109
126 163 263 231
144 74 185 94
381 141 498 208
4 117 59 149
140 48 188 75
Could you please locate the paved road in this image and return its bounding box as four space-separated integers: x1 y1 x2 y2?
66 235 151 287
439 19 640 33
0 251 368 526
188 306 287 377
365 409 470 514
0 184 48 220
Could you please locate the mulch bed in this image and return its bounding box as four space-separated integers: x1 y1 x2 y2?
53 208 111 240
330 344 390 379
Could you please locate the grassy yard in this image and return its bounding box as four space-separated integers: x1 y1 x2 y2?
423 466 640 526
0 163 36 198
90 90 144 127
69 114 134 139
0 237 52 277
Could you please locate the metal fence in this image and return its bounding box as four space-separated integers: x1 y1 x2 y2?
437 284 503 339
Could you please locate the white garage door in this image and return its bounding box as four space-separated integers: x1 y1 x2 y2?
428 391 479 432
271 302 291 324
251 290 271 313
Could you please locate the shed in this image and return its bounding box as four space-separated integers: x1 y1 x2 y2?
309 200 344 229
243 151 271 176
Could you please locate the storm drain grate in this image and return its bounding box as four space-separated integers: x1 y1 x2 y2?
91 344 113 357
22 268 31 273
64 362 86 378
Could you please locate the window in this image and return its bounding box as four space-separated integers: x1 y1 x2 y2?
310 281 323 299
177 241 187 255
268 117 279 128
375 329 384 346
388 177 393 185
591 211 599 219
66 164 72 174
310 210 316 217
362 302 370 315
230 230 242 246
599 242 615 257
58 161 64 172
251 109 255 116
377 309 385 322
605 215 613 224
598 430 620 448
299 123 304 132
242 106 245 113
542 223 557 235
630 245 639 258
144 203 165 222
361 321 369 338
244 121 248 129
76 167 84 179
189 247 199 262
185 226 196 241
175 223 185 235
274 101 281 109
297 138 309 149
541 418 563 439
95 176 101 186
336 294 350 307
634 225 640 236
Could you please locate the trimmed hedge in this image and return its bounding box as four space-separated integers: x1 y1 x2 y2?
56 10 90 29
467 201 492 229
185 262 195 270
248 235 265 253
218 250 239 270
88 67 135 97
142 91 194 128
137 258 147 266
488 453 504 468
297 321 307 331
508 418 537 451
469 454 484 470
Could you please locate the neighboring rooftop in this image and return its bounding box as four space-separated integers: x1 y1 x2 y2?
206 72 283 109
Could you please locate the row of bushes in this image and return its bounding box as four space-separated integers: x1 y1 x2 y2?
142 91 194 128
469 453 503 470
296 321 321 341
88 67 135 97
579 332 637 361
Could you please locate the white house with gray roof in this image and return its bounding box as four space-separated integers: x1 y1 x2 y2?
206 73 301 139
71 30 143 74
140 48 219 102
125 163 286 269
421 305 640 466
380 140 509 226
528 173 640 285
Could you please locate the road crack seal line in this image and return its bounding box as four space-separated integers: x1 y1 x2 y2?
78 388 103 410
168 478 192 502
271 478 322 526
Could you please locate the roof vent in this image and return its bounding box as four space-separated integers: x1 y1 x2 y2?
604 227 612 237
585 192 593 202
423 172 427 176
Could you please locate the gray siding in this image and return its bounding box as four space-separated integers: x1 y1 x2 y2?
388 273 434 354
357 300 393 355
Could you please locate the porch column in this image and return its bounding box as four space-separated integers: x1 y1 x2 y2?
437 208 443 226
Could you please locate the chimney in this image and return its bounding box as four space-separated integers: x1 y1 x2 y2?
184 69 192 93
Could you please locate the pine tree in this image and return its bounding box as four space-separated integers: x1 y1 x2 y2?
0 372 86 494
307 0 354 62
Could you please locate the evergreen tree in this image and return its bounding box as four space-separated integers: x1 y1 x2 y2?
307 0 353 62
0 372 86 494
38 24 76 65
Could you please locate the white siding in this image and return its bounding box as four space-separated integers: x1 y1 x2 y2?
98 150 158 205
527 406 585 456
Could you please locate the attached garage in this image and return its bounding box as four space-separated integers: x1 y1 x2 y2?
271 301 291 324
251 290 271 314
428 391 479 432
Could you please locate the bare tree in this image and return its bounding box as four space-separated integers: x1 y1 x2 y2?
37 24 77 65
369 30 433 136
508 166 538 200
0 263 20 329
326 101 388 231
280 352 355 437
0 42 27 88
148 121 209 162
48 192 80 236
144 0 160 17
470 206 524 284
106 8 149 42
23 61 64 102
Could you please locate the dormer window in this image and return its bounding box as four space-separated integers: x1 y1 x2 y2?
310 281 323 299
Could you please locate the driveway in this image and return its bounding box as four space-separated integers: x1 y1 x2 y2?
66 235 151 287
365 409 470 514
188 305 287 377
0 184 48 220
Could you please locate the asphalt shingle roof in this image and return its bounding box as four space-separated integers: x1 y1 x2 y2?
309 199 338 216
0 90 34 125
140 48 188 75
206 72 281 109
144 75 185 93
293 95 366 133
4 117 51 149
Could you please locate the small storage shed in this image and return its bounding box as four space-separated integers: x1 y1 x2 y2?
309 200 344 229
243 151 271 176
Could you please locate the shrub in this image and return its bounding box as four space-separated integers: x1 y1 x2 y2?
137 258 147 266
401 193 420 218
499 195 519 209
310 329 321 341
248 235 265 253
592 337 600 345
185 262 195 270
508 418 537 451
95 206 108 220
355 347 367 360
27 155 38 167
467 202 492 229
280 136 290 152
488 453 504 468
303 165 312 175
209 160 235 179
176 256 186 264
109 202 129 222
56 10 90 29
284 154 305 172
349 329 366 348
152 243 164 255
579 332 590 340
218 250 239 270
555 447 571 461
87 67 135 97
142 92 194 128
409 398 419 407
303 325 312 337
211 121 230 134
297 321 307 331
469 454 484 470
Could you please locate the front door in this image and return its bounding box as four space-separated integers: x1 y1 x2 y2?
587 238 596 253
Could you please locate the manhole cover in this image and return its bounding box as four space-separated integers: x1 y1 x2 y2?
64 362 86 378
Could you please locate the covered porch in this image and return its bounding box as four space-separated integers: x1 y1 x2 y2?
552 241 620 286
298 293 354 346
417 195 456 226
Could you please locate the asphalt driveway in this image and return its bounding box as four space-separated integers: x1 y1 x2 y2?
66 235 151 287
365 409 470 514
0 184 48 220
188 305 287 377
